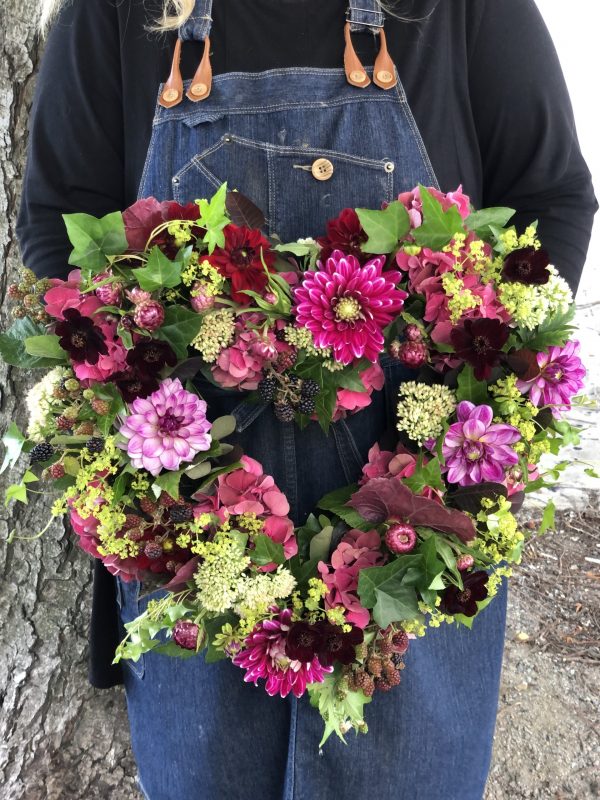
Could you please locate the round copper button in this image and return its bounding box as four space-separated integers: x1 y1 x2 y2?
311 158 334 181
162 88 179 103
349 69 367 84
376 69 394 84
190 82 208 98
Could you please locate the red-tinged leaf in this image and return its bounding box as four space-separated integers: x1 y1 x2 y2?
349 478 476 542
504 349 540 381
226 191 266 230
122 198 165 251
161 557 200 593
449 482 508 515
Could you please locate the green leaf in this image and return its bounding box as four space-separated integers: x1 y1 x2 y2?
133 246 182 291
63 211 128 271
204 612 237 663
198 184 229 253
210 415 237 441
455 365 490 405
418 536 446 591
357 555 422 608
335 371 368 393
402 456 445 495
183 461 212 481
465 207 515 239
356 201 410 254
0 318 64 369
152 469 185 501
372 584 421 628
24 334 67 362
252 534 285 566
288 555 319 594
1 422 27 474
539 501 556 534
274 242 312 256
519 306 576 350
154 306 204 360
433 536 462 582
309 526 334 562
413 186 464 250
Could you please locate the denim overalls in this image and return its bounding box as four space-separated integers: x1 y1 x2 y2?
118 3 508 798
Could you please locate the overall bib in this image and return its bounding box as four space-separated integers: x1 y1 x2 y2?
118 3 508 797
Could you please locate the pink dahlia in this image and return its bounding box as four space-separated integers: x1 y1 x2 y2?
119 378 212 475
442 401 521 486
516 340 586 418
232 608 332 698
216 456 297 560
318 529 386 629
293 250 407 365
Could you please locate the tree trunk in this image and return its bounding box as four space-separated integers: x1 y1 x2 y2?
0 5 139 798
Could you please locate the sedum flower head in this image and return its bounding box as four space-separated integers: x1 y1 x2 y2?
396 382 456 445
26 366 72 441
193 532 251 613
192 308 236 362
234 568 297 620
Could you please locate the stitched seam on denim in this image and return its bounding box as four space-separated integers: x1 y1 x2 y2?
337 420 365 479
282 424 298 521
267 147 276 237
138 89 165 199
172 138 227 185
232 400 269 432
397 95 440 189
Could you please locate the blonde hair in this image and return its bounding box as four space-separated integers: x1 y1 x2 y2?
40 0 417 35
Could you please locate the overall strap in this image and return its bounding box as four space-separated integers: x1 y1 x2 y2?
344 0 397 91
159 0 213 108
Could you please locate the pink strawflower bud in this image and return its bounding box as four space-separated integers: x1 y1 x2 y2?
94 272 123 306
404 323 423 342
264 292 278 305
134 299 165 331
190 282 216 313
397 341 429 368
456 554 475 571
385 523 417 554
173 621 200 651
127 287 153 305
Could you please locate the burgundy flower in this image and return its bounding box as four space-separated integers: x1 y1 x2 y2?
285 622 323 662
125 340 177 377
451 318 510 380
439 570 489 617
208 224 276 305
55 308 109 364
317 208 368 262
502 246 550 285
123 197 202 253
315 622 364 667
112 371 160 403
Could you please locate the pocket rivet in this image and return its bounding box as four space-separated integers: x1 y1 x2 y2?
224 134 232 142
172 177 179 184
384 161 395 173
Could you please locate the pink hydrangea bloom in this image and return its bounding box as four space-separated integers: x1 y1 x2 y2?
232 608 333 698
44 269 104 320
119 378 212 475
516 340 586 418
443 401 521 486
332 363 384 421
293 250 407 365
318 529 386 628
211 320 278 390
217 456 297 560
73 321 129 383
398 185 471 228
69 508 102 560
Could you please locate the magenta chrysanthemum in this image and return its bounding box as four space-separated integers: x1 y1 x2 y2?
119 378 212 475
232 608 332 698
516 340 586 418
293 250 407 365
442 401 521 486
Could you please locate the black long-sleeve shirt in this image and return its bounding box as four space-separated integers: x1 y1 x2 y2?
16 0 597 688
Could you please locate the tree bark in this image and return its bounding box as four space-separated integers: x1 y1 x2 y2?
0 4 139 798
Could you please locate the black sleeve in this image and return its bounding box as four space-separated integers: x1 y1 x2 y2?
467 0 597 293
17 0 125 280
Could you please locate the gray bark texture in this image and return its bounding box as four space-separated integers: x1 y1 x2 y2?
0 4 139 799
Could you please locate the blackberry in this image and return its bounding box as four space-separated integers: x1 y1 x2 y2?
391 630 409 655
56 415 73 431
144 540 163 560
275 328 288 342
367 656 383 677
139 496 158 515
85 437 105 454
165 560 180 573
47 463 65 479
169 504 194 523
30 442 55 464
275 349 297 372
274 403 296 423
354 671 375 697
258 375 278 402
300 379 320 399
296 397 316 415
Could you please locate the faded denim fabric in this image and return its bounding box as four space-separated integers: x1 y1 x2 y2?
119 2 508 798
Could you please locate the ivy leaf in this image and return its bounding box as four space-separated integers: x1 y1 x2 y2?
24 334 67 362
0 318 63 369
539 501 556 534
198 183 229 253
413 186 464 250
465 207 515 240
251 534 285 567
152 468 185 501
133 246 182 291
357 555 422 608
356 201 410 254
63 211 128 271
418 536 446 591
372 584 421 628
4 470 37 506
154 305 204 360
455 365 490 405
1 422 27 474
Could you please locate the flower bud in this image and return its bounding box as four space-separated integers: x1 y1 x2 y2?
134 300 165 331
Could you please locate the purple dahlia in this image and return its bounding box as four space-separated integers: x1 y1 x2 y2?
119 378 212 475
442 401 521 486
293 250 407 365
516 340 586 418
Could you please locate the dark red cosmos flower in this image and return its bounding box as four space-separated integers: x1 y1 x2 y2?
285 622 324 663
125 340 177 378
285 620 364 666
112 371 160 403
502 246 550 285
439 570 489 617
208 224 276 306
55 308 108 364
451 318 510 380
317 208 369 263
